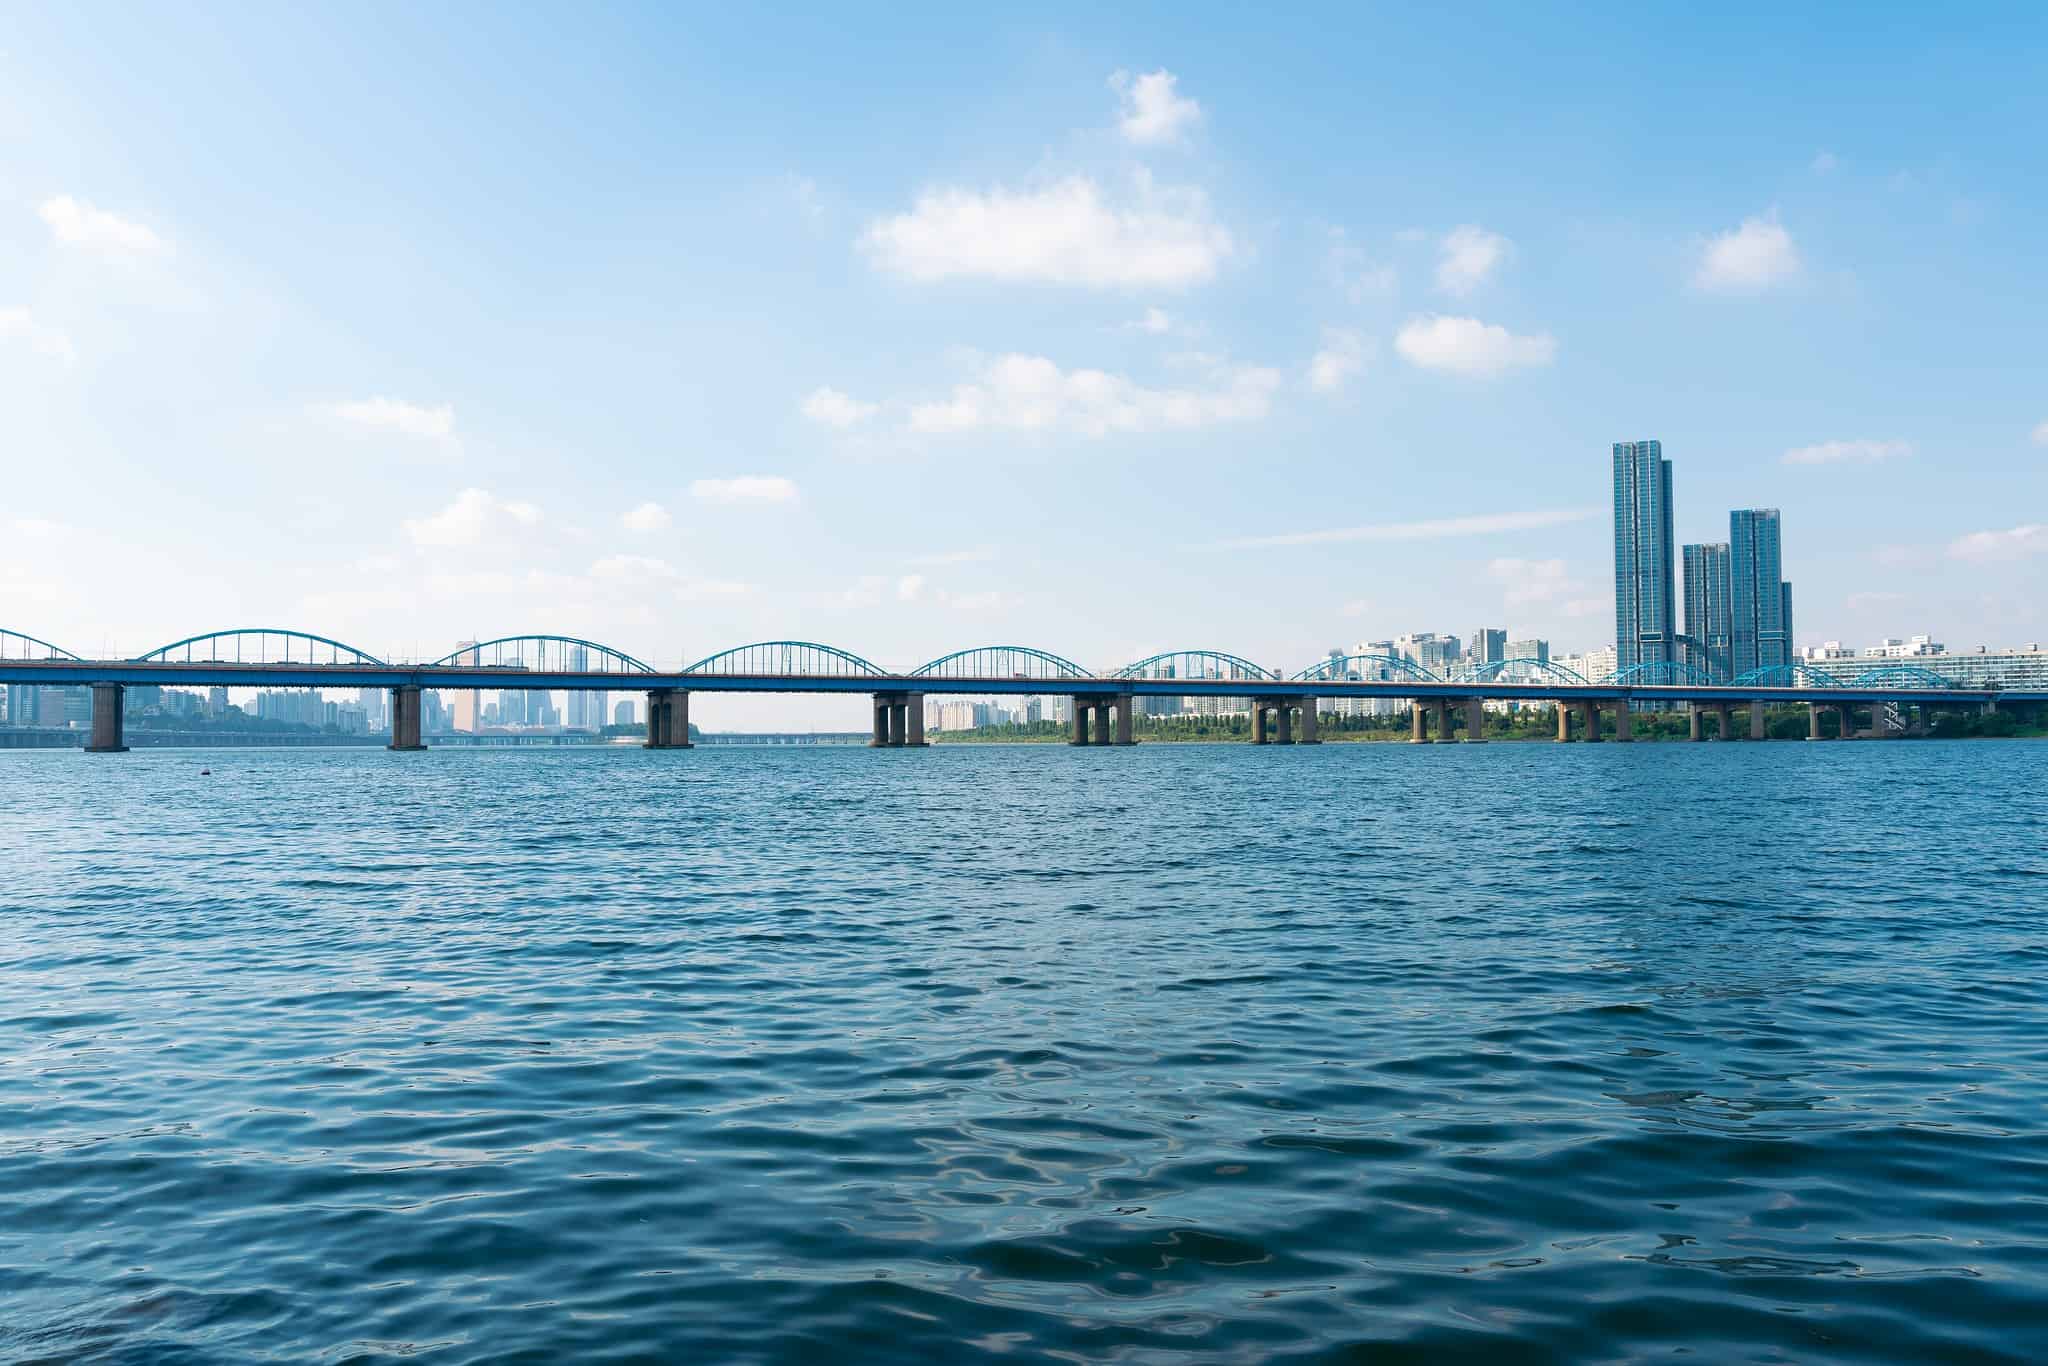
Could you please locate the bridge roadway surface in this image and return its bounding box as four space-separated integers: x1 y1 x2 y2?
1 659 2037 709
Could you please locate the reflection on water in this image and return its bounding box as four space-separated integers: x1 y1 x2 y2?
2 741 2044 1362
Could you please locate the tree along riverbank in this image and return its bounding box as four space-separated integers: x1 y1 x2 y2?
930 707 2047 744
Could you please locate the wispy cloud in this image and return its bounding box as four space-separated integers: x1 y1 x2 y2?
800 386 878 428
1308 328 1368 394
621 501 671 533
1695 211 1800 291
321 396 456 440
1394 315 1555 377
907 352 1278 436
0 307 75 364
403 488 540 548
861 175 1232 290
1948 525 2047 562
690 476 798 503
1783 438 1912 465
39 194 165 258
1209 506 1596 551
2032 419 2048 446
1110 69 1202 146
1435 225 1510 296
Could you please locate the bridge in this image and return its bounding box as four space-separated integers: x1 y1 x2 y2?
2 628 2036 753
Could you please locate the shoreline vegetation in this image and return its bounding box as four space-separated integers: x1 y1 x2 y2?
929 709 2046 744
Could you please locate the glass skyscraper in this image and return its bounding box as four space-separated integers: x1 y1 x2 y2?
1612 440 1675 675
1730 508 1789 678
1681 541 1732 681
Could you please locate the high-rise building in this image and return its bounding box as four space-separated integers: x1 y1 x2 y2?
1504 638 1549 664
1468 628 1507 666
1730 508 1788 678
1681 541 1732 681
1780 582 1795 661
613 698 634 727
1613 440 1676 675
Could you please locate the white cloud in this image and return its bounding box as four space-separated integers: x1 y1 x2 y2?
321 396 456 440
1782 438 1912 466
860 175 1232 290
1324 229 1398 301
690 476 799 503
1129 306 1174 335
907 547 996 566
896 573 925 601
1812 150 1839 174
403 488 540 548
906 352 1278 437
1695 212 1801 291
2031 419 2048 446
1435 225 1510 296
38 194 165 257
587 554 748 599
621 501 672 533
1948 525 2048 562
1211 506 1594 551
1488 556 1580 608
1394 315 1556 377
1110 69 1202 145
0 307 74 363
800 386 879 428
1308 328 1368 394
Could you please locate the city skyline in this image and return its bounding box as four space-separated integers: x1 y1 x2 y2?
4 6 2046 729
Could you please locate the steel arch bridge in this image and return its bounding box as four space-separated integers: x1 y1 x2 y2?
1 628 81 661
1731 663 1844 689
683 640 885 677
909 645 1090 681
1601 660 1718 687
430 635 654 673
1298 653 1443 685
1466 657 1592 686
1838 663 1965 690
1113 649 1274 683
133 628 387 666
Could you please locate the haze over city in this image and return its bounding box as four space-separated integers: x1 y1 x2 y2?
4 5 2044 730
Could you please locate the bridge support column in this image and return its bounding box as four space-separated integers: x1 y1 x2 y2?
1713 704 1733 740
1748 701 1767 740
1431 699 1450 745
388 685 426 751
1556 703 1571 742
1253 703 1270 744
1580 699 1600 742
645 689 692 748
1274 702 1292 745
86 683 128 753
1112 694 1134 746
1092 702 1112 747
1689 706 1703 742
1464 696 1486 743
1299 700 1320 744
873 697 892 747
1412 700 1431 743
886 700 907 748
906 693 927 747
1807 702 1825 740
1613 702 1634 743
1069 700 1090 745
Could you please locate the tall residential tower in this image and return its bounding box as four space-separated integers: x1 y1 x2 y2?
1730 508 1789 678
1681 541 1732 681
1612 440 1676 676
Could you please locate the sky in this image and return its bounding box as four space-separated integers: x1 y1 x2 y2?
3 3 2045 727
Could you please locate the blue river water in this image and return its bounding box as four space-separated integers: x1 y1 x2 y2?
3 740 2045 1362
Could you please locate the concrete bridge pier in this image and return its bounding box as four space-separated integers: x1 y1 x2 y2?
1464 696 1486 743
869 692 917 748
1689 706 1703 741
1431 698 1451 744
1613 703 1634 742
907 693 927 747
1113 694 1134 746
1712 703 1734 740
1807 702 1826 740
1273 701 1293 745
85 682 128 753
388 685 426 751
645 688 693 749
1412 700 1432 743
1298 700 1320 744
1579 699 1601 742
1555 703 1571 742
1749 701 1767 740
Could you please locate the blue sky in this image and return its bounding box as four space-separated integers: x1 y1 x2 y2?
4 3 2044 725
